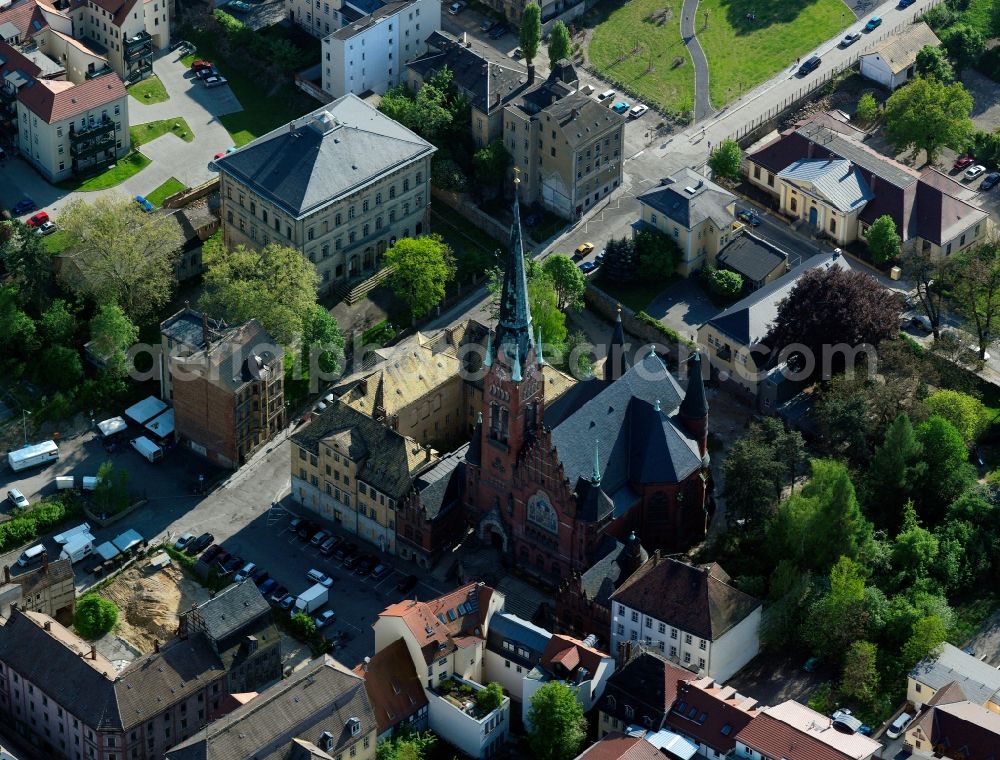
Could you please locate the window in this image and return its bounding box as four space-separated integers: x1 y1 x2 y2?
616 623 624 635
376 192 382 205
830 218 837 233
363 199 369 213
624 706 634 719
658 622 666 634
685 634 692 644
790 197 797 213
671 629 678 640
753 165 760 180
618 604 625 616
698 658 706 669
684 652 691 663
699 639 706 650
645 618 652 629
631 611 638 623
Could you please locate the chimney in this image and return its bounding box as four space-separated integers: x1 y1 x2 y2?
807 140 815 159
653 550 660 566
44 620 51 631
90 645 97 660
424 444 433 461
527 63 535 85
3 565 8 584
363 656 371 673
202 312 210 348
462 31 467 45
571 108 579 120
42 552 48 573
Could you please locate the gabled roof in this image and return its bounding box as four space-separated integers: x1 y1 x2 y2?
412 444 467 520
183 580 271 644
862 21 940 75
574 734 663 760
17 72 125 123
751 701 883 760
910 642 1000 709
0 40 41 81
486 612 552 662
14 557 73 597
353 638 428 736
611 557 760 641
578 534 648 609
331 0 409 40
602 650 696 730
538 633 610 683
637 169 736 230
776 158 874 212
0 0 47 40
910 682 1000 760
667 678 759 754
216 95 435 219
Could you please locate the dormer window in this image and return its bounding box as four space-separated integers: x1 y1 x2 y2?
347 717 361 737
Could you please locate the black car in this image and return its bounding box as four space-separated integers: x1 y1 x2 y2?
397 574 418 593
220 555 243 575
737 209 761 226
798 55 821 76
343 553 362 570
981 171 1000 190
269 584 288 604
489 24 508 39
187 532 215 555
354 556 375 576
297 520 318 541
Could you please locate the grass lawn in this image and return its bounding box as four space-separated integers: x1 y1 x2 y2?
594 276 667 313
698 0 850 106
964 0 995 36
127 75 170 104
56 152 151 191
588 0 694 117
42 229 71 254
129 117 195 147
430 208 504 279
145 177 186 207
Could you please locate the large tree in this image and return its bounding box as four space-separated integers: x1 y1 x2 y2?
916 415 976 522
526 681 587 760
865 214 901 265
708 138 742 181
883 75 974 164
599 237 638 284
529 267 568 348
58 194 182 321
950 241 1000 360
864 413 925 531
925 389 987 444
943 23 985 74
0 284 37 358
915 44 955 83
385 235 456 321
473 139 512 197
520 2 542 69
89 304 140 378
74 594 119 639
635 228 679 281
901 615 947 669
542 254 586 310
1 220 52 312
40 299 78 345
901 246 948 339
378 69 468 144
841 640 880 706
547 20 571 64
802 556 869 663
200 242 319 345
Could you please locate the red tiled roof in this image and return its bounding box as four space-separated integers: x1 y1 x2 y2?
735 713 860 760
575 734 662 760
17 72 125 123
353 638 428 736
0 0 46 39
540 634 610 682
666 678 759 754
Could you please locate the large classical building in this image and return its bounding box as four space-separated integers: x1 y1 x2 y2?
215 96 435 294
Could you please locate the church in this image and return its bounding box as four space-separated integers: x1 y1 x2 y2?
462 199 712 589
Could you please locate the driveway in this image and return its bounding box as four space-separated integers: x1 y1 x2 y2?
646 277 718 339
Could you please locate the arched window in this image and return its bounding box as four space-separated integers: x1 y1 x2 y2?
606 696 616 709
624 706 634 720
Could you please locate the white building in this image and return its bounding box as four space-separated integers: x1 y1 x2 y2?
521 634 615 730
859 21 940 92
609 556 761 683
425 674 509 759
321 0 439 99
483 612 552 703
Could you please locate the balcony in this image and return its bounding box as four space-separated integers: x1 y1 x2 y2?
85 63 114 80
124 31 153 63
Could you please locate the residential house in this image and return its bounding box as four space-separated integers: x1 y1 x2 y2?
503 62 625 219
354 638 429 741
905 681 1000 759
0 606 228 760
734 701 882 760
178 581 282 695
483 612 552 704
597 647 696 739
216 96 435 293
860 21 941 91
574 733 667 760
290 400 438 555
522 633 615 729
715 231 790 292
666 677 759 760
698 250 854 406
908 642 1000 712
609 555 761 683
160 307 284 469
407 30 527 148
322 0 440 99
165 655 377 760
745 115 988 257
636 169 739 276
0 559 74 625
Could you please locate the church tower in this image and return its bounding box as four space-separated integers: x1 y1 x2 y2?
678 351 709 457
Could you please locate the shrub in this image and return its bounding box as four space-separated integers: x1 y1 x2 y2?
475 682 505 713
635 311 696 348
290 611 317 638
74 594 119 639
709 268 744 300
856 92 879 125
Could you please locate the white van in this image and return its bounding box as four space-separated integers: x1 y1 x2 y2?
17 544 46 567
886 712 912 739
130 436 163 463
8 440 59 472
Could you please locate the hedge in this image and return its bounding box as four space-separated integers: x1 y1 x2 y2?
0 496 83 553
635 311 696 348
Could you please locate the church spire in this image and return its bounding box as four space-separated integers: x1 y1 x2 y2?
679 351 709 458
493 172 534 376
604 303 629 384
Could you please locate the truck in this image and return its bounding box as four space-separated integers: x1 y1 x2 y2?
7 440 59 472
54 522 92 545
59 533 95 564
130 436 163 463
294 583 329 614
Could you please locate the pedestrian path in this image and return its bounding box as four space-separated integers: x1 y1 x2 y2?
681 0 714 123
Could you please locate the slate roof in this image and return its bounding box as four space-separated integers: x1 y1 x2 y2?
578 534 648 610
17 73 125 123
637 169 736 229
716 232 788 285
549 350 701 503
0 0 46 41
910 642 1000 708
611 557 760 641
292 401 436 501
666 678 759 754
863 21 940 75
705 250 853 347
486 612 552 666
412 444 467 520
184 580 271 644
575 734 663 760
602 650 697 731
332 0 409 40
216 94 435 219
353 638 428 736
165 656 375 760
776 158 874 212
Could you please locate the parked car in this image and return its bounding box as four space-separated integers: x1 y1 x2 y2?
864 16 882 31
169 39 191 51
397 573 418 593
310 530 330 547
212 550 231 567
489 24 508 39
611 101 630 114
269 584 288 604
225 0 251 11
191 59 214 72
596 89 615 103
898 0 915 7
629 103 649 118
320 535 342 555
886 712 912 739
737 208 761 226
314 609 336 629
966 164 987 180
981 171 1000 190
798 55 821 75
258 578 278 596
840 32 861 46
7 489 28 509
595 250 605 265
200 544 222 563
277 593 296 611
579 261 596 273
343 553 362 570
36 221 57 236
354 556 375 576
574 241 595 259
204 75 228 88
187 532 214 555
25 211 50 227
288 517 303 532
297 520 318 540
480 18 494 31
370 564 391 581
12 198 36 214
448 1 464 13
803 656 821 672
335 542 358 562
135 195 154 212
196 66 219 80
954 155 975 170
306 568 334 587
173 532 195 551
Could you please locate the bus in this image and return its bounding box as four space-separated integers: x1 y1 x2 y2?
7 440 59 472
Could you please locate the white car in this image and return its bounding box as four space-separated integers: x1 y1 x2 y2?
596 89 615 103
203 75 228 88
448 1 464 13
7 489 28 508
314 609 336 629
965 164 986 180
629 104 649 118
306 568 334 587
173 532 195 551
36 221 56 236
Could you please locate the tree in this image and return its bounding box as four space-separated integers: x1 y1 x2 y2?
526 681 586 760
901 247 948 339
376 731 437 760
548 20 571 64
40 346 83 391
802 556 869 661
723 437 785 526
378 69 468 144
635 228 679 281
0 284 37 358
855 92 879 124
891 506 940 590
708 138 742 181
0 220 52 311
94 460 130 516
599 237 637 284
40 299 78 345
865 214 901 265
302 305 346 376
542 255 586 310
290 611 318 639
950 242 1000 360
709 268 743 299
816 377 873 460
475 682 505 713
473 139 512 196
943 23 985 73
529 268 568 348
58 195 182 322
902 615 947 669
916 416 976 522
385 236 456 321
864 414 926 531
200 242 319 345
841 641 880 705
74 594 119 639
925 389 987 444
915 45 955 83
89 304 140 378
883 75 973 165
520 2 541 68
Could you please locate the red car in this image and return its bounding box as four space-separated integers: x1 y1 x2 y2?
954 155 975 170
191 59 214 72
25 211 50 227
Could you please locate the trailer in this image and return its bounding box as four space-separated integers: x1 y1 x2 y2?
55 476 75 490
295 584 329 614
8 440 59 472
130 436 163 463
54 522 92 545
94 541 120 563
112 529 143 554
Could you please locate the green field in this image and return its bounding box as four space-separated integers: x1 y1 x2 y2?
127 75 170 104
145 177 186 207
56 152 151 191
697 0 850 106
588 0 694 117
129 117 195 147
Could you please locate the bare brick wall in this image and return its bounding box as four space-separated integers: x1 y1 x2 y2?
171 370 237 467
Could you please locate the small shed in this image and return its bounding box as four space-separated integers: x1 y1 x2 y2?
124 396 168 426
112 529 144 554
149 552 172 570
859 22 941 91
96 417 128 439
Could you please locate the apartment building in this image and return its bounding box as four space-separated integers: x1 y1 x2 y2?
734 701 881 760
0 558 75 624
287 0 370 39
0 607 228 760
290 400 438 554
354 638 429 741
905 681 1000 760
609 556 761 683
160 307 284 469
597 648 696 739
216 95 435 293
666 678 760 760
908 642 1000 712
503 63 625 219
321 0 439 99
